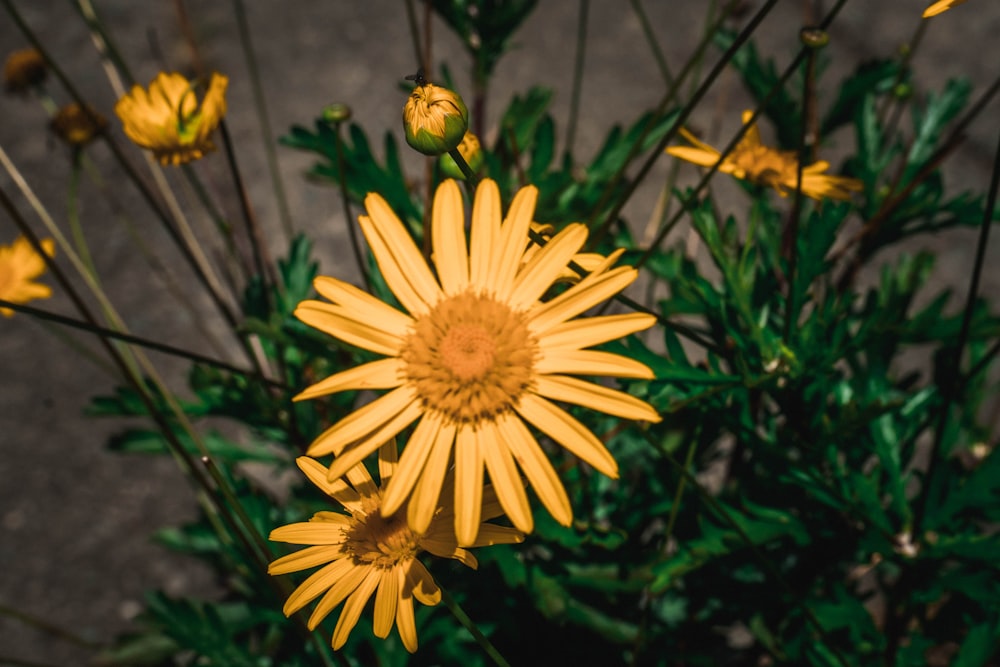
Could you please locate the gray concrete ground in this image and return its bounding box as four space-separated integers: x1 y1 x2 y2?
2 1 999 664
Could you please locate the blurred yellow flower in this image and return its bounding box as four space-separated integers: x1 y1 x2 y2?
268 445 522 652
115 72 228 165
923 0 967 17
294 178 660 547
3 48 46 94
403 81 468 156
50 103 108 148
0 235 55 317
667 110 862 201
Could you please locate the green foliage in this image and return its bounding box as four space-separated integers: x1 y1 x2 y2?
88 4 1000 667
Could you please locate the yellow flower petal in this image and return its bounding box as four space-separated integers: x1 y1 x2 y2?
431 179 469 294
469 179 502 290
535 374 662 422
331 567 381 648
516 393 620 479
536 349 655 379
454 425 485 547
294 357 404 401
481 421 533 533
294 301 403 357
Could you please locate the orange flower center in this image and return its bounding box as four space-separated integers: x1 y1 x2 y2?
402 290 538 425
345 497 420 568
733 145 799 191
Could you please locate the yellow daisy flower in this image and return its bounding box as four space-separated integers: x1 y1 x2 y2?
666 110 862 201
0 235 55 317
114 72 228 166
294 178 661 547
923 0 967 17
268 444 523 652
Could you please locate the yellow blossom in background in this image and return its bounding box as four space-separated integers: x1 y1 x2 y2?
49 103 108 148
439 131 484 179
403 81 468 156
0 236 55 317
114 72 228 165
294 178 661 547
3 48 46 93
923 0 967 17
268 445 522 652
666 110 863 201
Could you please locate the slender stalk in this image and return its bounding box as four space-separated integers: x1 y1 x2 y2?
588 0 776 246
915 126 1000 533
783 33 821 344
6 0 243 338
586 0 741 238
448 147 480 186
629 0 674 87
0 299 286 389
218 119 276 290
66 151 99 280
440 586 512 667
333 120 372 290
231 0 295 240
403 0 426 73
633 0 851 272
0 603 99 649
564 0 590 162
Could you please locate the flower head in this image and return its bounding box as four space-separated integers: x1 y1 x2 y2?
269 444 522 652
114 72 228 165
0 235 55 317
4 48 46 94
50 103 108 148
923 0 967 17
403 81 468 156
440 131 484 180
294 178 660 547
666 110 862 201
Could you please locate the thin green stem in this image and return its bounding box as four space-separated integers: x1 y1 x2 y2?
586 0 743 239
0 299 286 388
66 152 99 280
629 0 673 87
783 36 821 345
635 0 851 273
5 0 243 338
915 125 1000 533
333 122 371 290
231 0 295 241
440 586 512 667
0 603 99 650
447 147 481 186
564 0 590 162
219 119 275 290
403 0 426 73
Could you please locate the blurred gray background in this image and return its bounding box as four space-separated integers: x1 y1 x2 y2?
2 1 999 664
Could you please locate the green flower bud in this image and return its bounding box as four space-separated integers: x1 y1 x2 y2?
322 103 352 124
403 82 468 156
439 131 483 179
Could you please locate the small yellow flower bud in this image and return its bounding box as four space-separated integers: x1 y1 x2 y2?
4 48 46 94
439 131 483 179
50 103 108 148
403 82 468 156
